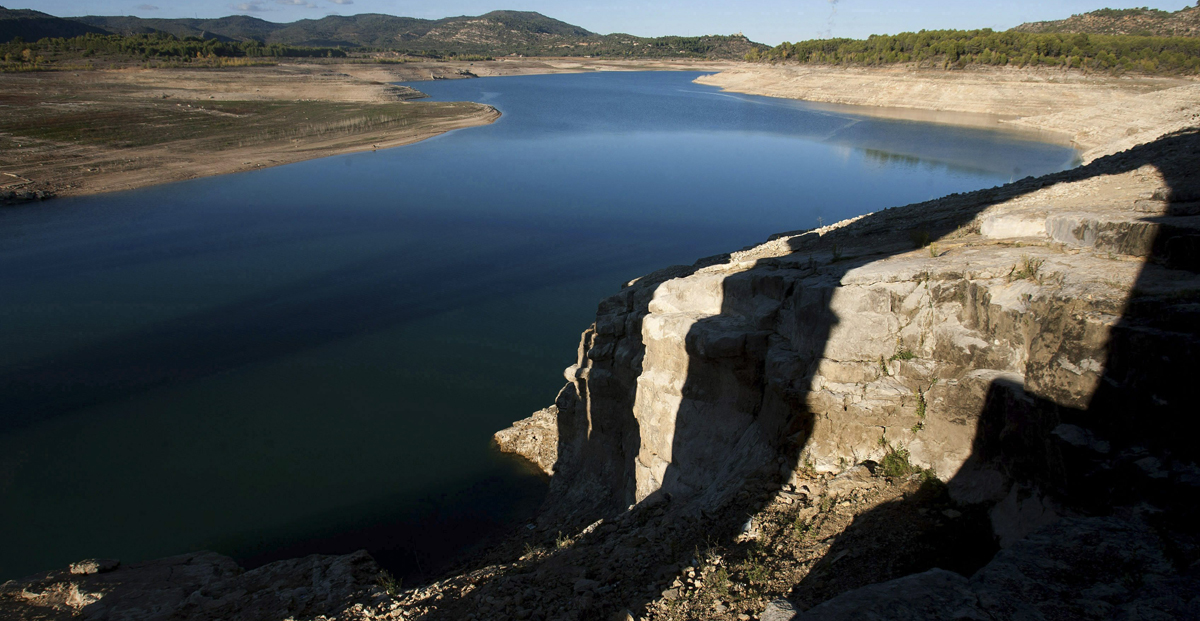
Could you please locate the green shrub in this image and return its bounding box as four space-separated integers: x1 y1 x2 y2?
754 29 1200 75
376 570 402 596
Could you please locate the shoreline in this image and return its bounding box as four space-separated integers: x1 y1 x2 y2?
2 59 739 204
8 60 1189 203
3 105 501 202
695 64 1200 159
0 63 502 203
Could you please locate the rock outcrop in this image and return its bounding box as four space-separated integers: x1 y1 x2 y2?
494 405 560 476
784 515 1200 620
489 85 1200 619
0 550 391 621
1014 5 1200 38
505 124 1199 519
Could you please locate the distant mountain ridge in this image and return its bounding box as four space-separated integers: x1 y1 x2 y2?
0 5 108 41
71 10 594 49
1014 5 1200 37
0 8 762 58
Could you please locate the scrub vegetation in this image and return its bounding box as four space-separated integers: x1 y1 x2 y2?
0 32 346 71
749 29 1200 75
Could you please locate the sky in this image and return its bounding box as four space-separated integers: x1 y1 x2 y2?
13 0 1198 45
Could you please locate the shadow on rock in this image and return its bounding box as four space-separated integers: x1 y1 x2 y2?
403 130 1199 621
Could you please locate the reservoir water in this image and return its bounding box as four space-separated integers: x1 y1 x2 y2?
0 71 1078 581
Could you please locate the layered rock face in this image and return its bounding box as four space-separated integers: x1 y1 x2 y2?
502 125 1200 546
484 78 1200 614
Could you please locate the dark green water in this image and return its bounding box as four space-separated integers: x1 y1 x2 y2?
0 71 1078 581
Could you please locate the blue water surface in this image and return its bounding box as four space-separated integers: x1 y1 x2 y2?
0 71 1077 580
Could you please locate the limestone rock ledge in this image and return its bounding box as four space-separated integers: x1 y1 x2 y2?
525 127 1199 524
478 118 1200 619
494 405 560 476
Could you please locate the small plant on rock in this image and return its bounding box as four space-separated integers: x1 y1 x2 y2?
912 387 927 433
792 512 813 539
1008 255 1045 282
744 544 771 587
377 570 402 596
880 445 919 478
711 566 731 599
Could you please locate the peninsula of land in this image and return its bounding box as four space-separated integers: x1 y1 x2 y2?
0 59 749 202
0 63 499 201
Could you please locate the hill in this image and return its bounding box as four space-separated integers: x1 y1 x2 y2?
0 5 108 42
1014 5 1200 37
70 11 586 49
61 10 761 58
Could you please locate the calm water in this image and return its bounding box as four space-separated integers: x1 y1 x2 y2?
0 71 1077 581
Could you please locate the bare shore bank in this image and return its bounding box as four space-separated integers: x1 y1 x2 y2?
0 59 747 202
696 64 1200 160
12 60 1189 202
0 64 499 201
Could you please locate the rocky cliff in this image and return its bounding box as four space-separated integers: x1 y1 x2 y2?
485 82 1200 619
520 120 1199 516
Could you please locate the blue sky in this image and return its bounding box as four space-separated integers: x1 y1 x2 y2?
14 1 1198 44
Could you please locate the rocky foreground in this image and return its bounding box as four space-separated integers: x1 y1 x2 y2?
4 77 1200 620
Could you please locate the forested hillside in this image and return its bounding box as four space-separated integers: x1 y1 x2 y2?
0 8 763 60
750 29 1200 74
0 6 107 42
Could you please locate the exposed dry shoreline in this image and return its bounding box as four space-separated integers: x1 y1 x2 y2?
8 60 1195 202
0 59 738 202
696 64 1200 160
0 63 501 201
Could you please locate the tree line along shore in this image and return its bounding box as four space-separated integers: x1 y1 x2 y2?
748 29 1200 75
4 28 1200 76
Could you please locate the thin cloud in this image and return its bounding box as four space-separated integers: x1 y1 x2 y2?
230 0 268 10
135 4 160 9
277 0 319 7
328 0 353 4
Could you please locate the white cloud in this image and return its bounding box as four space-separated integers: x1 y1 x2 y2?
328 0 354 4
230 0 268 11
277 0 320 7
